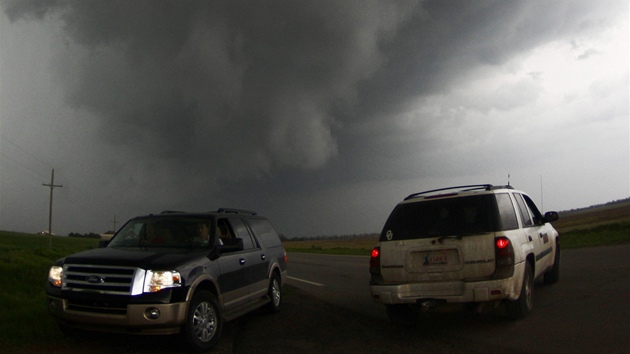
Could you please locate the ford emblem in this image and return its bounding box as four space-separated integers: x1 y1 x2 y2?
86 275 104 284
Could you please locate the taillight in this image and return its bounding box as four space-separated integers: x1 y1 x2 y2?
496 238 510 249
493 236 515 279
369 247 380 275
283 249 288 263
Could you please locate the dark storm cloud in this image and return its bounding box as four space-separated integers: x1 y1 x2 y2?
2 0 626 236
3 0 607 178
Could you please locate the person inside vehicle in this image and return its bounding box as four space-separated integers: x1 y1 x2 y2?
197 221 211 245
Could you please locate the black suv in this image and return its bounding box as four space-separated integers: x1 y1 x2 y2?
47 209 288 352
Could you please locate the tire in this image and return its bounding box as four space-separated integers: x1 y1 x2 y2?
506 262 534 320
386 304 419 326
264 273 282 313
543 243 560 285
181 290 222 352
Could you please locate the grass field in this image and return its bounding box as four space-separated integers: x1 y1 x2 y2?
0 233 99 349
283 201 630 254
0 201 628 350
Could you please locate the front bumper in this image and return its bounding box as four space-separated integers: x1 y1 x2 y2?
47 295 188 335
370 262 525 304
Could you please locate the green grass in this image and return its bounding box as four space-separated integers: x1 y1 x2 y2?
0 232 99 349
559 222 630 248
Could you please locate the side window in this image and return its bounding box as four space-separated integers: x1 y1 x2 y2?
229 218 256 250
495 193 519 230
246 218 282 247
514 194 534 227
522 194 544 225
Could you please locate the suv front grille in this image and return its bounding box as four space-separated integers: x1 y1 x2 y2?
62 264 143 295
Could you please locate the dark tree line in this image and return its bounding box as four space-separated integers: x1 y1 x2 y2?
68 232 101 239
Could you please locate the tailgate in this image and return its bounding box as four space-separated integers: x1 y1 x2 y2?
379 234 496 283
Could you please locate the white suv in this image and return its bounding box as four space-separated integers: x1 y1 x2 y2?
370 184 559 323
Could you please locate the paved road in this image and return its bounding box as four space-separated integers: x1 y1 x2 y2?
286 244 630 353
27 245 629 353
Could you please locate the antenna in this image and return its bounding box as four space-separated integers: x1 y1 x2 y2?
507 173 511 186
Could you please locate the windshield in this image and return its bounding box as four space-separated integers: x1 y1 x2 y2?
108 216 216 248
381 194 500 241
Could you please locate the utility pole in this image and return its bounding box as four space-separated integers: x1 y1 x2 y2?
43 169 62 249
111 214 118 233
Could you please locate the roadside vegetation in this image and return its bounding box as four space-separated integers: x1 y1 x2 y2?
284 200 630 255
0 200 628 351
0 233 99 350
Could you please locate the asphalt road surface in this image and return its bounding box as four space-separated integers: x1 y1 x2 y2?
285 244 630 353
22 245 629 354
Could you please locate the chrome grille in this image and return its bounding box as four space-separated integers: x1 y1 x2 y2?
62 264 144 295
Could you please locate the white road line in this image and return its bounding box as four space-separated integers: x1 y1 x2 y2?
287 276 324 287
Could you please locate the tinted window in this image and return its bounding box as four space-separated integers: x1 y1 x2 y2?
109 216 215 248
495 193 519 230
514 193 534 227
247 218 282 247
229 218 256 250
522 194 544 225
381 195 498 241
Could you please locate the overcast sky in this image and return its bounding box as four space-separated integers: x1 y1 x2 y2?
1 0 628 238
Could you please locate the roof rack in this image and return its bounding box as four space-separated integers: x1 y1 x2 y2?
160 210 187 214
404 184 513 200
217 208 257 215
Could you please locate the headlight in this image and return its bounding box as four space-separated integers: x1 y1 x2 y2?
144 270 182 293
48 266 63 287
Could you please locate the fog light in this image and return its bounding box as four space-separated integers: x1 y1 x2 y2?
145 307 160 320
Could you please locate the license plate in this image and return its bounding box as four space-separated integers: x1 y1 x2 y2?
423 252 448 265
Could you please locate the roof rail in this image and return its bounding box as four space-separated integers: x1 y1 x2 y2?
404 184 507 200
217 208 257 215
160 210 187 214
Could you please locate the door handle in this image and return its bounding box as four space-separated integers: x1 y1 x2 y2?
528 235 533 242
261 254 266 261
239 258 245 265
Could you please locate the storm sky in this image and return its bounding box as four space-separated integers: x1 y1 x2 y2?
1 0 628 238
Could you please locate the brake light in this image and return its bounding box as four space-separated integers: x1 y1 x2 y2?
496 238 510 249
283 249 288 263
369 247 381 275
493 236 515 279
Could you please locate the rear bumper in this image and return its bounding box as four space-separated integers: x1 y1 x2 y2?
47 295 188 335
370 262 525 304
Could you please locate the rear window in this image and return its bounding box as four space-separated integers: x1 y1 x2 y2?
246 218 282 247
380 195 502 241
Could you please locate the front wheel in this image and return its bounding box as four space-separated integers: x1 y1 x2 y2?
181 290 222 352
505 262 534 320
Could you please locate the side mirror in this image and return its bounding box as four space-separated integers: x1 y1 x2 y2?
544 211 559 223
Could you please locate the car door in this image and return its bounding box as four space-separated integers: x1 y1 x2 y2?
215 218 251 311
228 217 268 299
513 193 553 277
378 194 498 284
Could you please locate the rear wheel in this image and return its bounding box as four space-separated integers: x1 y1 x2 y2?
386 304 419 326
264 273 282 313
182 290 222 352
506 262 534 320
